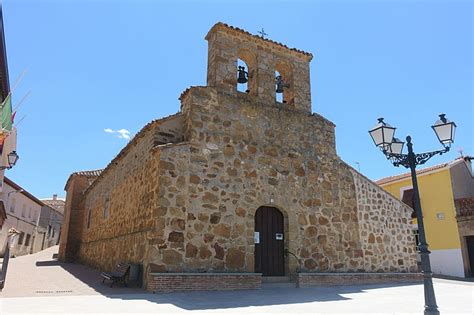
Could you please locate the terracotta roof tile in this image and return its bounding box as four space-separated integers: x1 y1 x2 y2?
72 169 103 177
42 199 66 215
375 163 448 185
375 157 465 185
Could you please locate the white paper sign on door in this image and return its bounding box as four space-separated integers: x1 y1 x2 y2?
254 232 260 244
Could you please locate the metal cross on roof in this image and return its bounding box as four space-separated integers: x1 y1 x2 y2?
257 28 268 39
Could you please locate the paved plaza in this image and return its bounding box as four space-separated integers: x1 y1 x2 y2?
0 247 473 314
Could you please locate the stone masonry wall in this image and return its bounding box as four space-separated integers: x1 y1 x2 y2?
74 115 185 273
66 88 417 280
205 23 312 113
59 175 97 262
351 170 418 272
145 86 417 275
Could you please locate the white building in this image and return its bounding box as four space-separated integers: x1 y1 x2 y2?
0 177 43 257
39 195 64 249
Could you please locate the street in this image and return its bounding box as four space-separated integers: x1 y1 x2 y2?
0 246 473 314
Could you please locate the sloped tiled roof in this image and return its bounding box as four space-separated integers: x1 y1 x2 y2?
42 199 66 215
73 169 103 177
64 169 103 190
4 176 46 207
375 158 465 186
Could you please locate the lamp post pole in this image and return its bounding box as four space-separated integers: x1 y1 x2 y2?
406 136 438 314
369 113 456 315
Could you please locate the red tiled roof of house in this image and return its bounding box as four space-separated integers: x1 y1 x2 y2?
375 163 448 185
375 157 466 186
4 176 45 207
42 199 66 215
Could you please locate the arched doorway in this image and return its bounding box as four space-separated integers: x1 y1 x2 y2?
254 206 284 276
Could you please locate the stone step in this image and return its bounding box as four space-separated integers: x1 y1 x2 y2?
262 276 292 283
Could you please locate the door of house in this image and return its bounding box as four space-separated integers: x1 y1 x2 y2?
254 206 284 276
466 236 474 276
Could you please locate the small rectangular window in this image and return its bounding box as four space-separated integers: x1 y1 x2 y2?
25 234 31 246
9 198 16 213
18 232 24 245
401 189 414 208
21 205 26 217
413 229 420 251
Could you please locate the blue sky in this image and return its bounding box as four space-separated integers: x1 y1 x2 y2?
3 0 473 198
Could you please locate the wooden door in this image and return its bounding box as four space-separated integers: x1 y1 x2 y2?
254 206 284 276
466 236 474 277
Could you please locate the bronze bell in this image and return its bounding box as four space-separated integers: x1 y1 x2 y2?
237 66 248 84
276 75 289 93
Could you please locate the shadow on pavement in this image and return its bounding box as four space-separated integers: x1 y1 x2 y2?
36 258 421 311
101 282 422 310
35 259 144 296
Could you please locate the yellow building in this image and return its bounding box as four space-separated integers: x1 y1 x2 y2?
376 157 474 278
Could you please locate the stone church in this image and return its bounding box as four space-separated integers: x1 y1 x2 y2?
59 23 418 292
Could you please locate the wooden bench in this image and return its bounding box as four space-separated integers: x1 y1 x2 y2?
101 262 131 288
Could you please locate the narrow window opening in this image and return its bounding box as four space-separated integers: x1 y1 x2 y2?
401 188 416 218
10 198 15 213
87 208 92 228
275 70 284 103
104 197 110 219
237 59 249 93
18 232 24 245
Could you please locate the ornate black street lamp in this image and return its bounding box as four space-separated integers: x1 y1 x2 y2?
0 151 19 170
369 113 456 315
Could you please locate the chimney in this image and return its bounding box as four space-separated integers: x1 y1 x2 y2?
53 194 57 200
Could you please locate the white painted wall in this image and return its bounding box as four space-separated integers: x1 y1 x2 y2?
430 248 465 277
0 181 42 257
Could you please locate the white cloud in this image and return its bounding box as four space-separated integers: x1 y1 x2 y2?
104 128 131 140
117 129 131 140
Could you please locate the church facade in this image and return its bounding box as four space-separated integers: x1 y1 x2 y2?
59 23 418 292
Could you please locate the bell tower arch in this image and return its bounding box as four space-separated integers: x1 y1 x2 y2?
205 22 313 113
